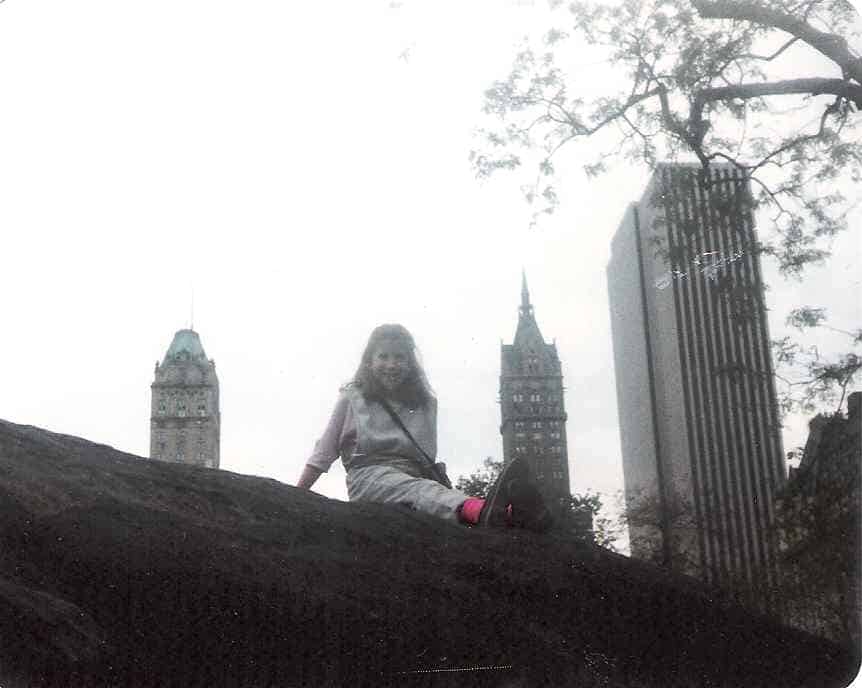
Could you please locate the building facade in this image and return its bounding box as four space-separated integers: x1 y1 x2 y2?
150 328 220 469
607 163 785 590
500 274 571 514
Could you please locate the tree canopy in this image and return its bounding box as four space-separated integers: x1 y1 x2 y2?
472 0 861 414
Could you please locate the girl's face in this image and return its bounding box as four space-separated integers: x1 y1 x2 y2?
369 339 411 394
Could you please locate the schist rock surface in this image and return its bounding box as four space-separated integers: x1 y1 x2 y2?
0 419 857 688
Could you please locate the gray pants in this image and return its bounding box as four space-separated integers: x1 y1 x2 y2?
346 459 469 523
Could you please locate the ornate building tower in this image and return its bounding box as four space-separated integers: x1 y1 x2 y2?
150 329 220 468
500 274 571 513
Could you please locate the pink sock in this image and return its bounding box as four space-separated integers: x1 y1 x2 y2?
458 498 485 525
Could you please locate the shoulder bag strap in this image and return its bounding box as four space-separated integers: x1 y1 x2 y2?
377 398 451 488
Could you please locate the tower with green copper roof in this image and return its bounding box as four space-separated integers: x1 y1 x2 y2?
150 328 220 468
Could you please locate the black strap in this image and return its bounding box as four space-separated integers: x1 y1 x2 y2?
377 398 451 488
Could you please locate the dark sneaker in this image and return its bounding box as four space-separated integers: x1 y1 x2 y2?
507 478 554 533
479 456 528 527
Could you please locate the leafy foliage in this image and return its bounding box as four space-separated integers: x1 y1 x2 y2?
772 308 862 414
474 0 861 236
454 456 504 498
563 490 624 550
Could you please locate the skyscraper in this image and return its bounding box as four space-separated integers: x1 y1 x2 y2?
150 328 221 469
607 163 785 590
500 274 571 514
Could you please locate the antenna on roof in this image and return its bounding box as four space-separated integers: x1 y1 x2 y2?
190 284 195 331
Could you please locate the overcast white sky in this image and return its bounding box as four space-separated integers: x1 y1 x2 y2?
1 0 859 514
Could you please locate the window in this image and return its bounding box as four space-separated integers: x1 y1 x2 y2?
515 432 525 439
532 433 542 441
532 421 543 429
176 452 184 462
550 432 560 440
529 393 541 402
177 400 187 417
197 403 207 416
512 393 524 402
157 401 166 414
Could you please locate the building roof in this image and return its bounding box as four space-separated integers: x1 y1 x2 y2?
162 329 208 365
512 271 546 349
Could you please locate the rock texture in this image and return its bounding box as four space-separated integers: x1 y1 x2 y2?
0 419 857 687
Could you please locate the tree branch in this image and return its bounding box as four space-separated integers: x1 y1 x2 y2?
690 0 862 84
698 78 862 108
689 78 862 147
740 36 799 62
656 87 709 164
569 86 666 137
746 97 838 173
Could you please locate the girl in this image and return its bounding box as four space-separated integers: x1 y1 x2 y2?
296 324 551 530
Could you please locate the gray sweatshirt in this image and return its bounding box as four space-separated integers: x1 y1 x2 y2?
306 385 437 474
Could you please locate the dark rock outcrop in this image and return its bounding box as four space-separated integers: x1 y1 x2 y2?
0 419 857 687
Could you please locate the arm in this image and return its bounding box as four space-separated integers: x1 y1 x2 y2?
296 464 323 490
296 393 351 489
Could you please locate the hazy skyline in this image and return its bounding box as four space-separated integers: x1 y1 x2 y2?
1 0 858 517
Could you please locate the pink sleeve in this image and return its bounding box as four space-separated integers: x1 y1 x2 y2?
306 393 351 473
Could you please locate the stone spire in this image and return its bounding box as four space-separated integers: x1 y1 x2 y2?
514 271 544 349
520 269 533 318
